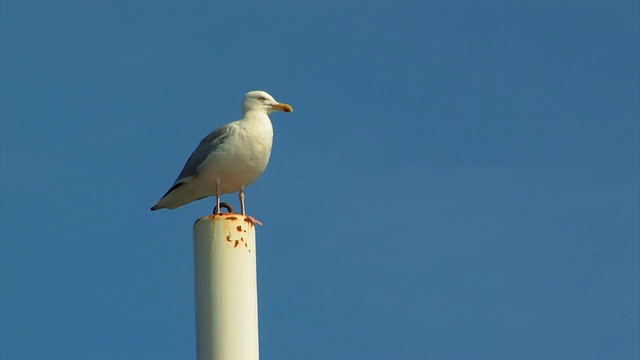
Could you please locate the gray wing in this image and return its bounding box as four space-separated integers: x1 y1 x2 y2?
153 123 235 205
171 124 234 184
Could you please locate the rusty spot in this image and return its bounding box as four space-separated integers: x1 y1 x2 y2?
244 242 248 248
236 225 242 232
234 240 239 248
240 237 244 242
226 235 232 242
227 216 238 221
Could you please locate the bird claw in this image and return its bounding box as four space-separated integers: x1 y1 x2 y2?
244 216 263 226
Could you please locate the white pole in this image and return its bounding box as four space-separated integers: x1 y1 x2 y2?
193 214 259 360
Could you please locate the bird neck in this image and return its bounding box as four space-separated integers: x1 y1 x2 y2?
239 111 274 136
243 110 271 122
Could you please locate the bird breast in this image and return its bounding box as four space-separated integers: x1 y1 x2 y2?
200 116 274 194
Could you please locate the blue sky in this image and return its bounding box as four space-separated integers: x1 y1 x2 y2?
1 1 638 359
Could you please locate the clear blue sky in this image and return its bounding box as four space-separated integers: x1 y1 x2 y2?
2 1 638 359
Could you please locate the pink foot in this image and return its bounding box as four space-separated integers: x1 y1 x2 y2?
244 215 263 226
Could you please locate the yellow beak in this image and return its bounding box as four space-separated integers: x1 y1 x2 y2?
272 102 293 113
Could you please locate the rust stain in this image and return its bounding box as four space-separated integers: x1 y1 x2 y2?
227 216 238 221
234 240 239 248
226 235 232 242
236 225 243 232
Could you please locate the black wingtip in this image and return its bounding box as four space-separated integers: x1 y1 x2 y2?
163 182 184 198
151 182 185 211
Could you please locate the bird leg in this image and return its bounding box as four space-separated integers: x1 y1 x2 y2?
215 196 220 214
239 189 246 215
239 189 263 225
214 180 221 215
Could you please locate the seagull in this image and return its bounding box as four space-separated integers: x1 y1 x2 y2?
150 90 293 217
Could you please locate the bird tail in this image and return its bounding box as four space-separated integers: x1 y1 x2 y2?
150 181 186 211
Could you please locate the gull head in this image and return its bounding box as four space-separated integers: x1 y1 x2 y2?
242 90 293 115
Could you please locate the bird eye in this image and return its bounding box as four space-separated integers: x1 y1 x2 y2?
258 96 267 101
